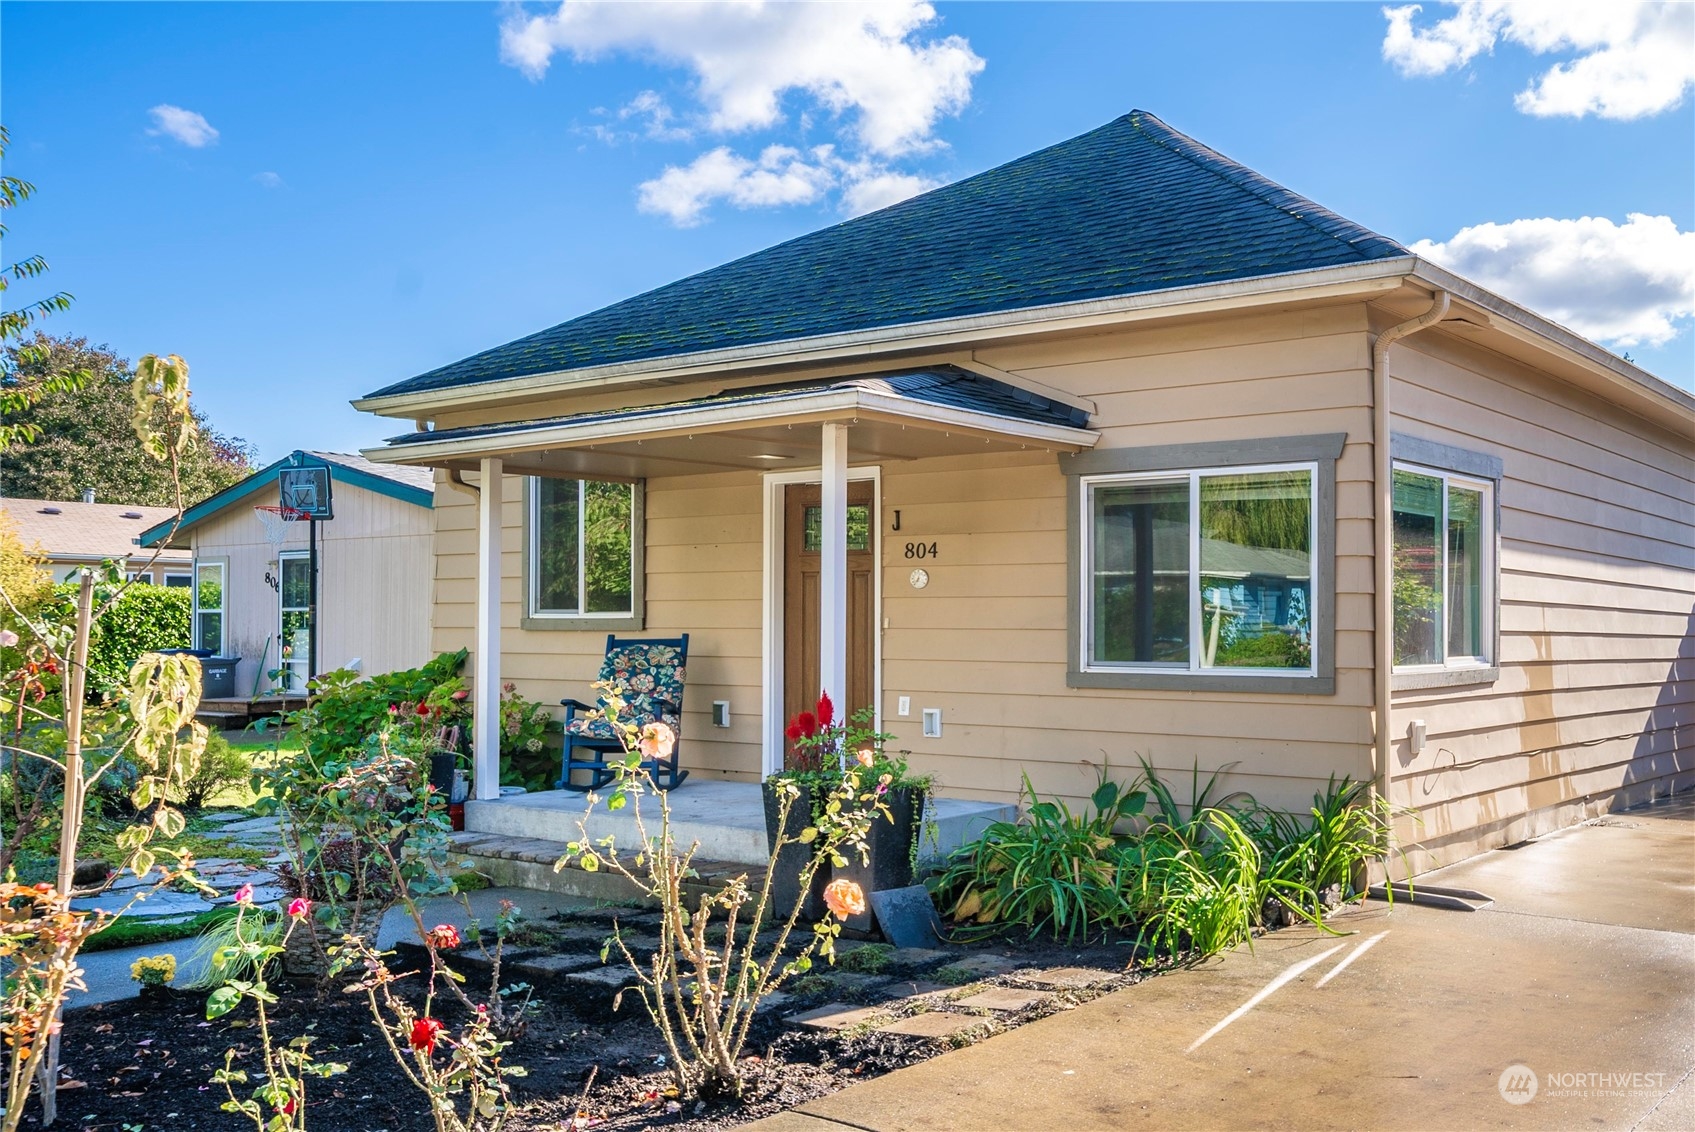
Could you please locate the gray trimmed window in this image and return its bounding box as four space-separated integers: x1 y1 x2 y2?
192 559 226 654
1060 434 1344 695
523 476 645 631
1390 435 1502 690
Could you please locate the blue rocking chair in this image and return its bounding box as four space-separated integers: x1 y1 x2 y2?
558 633 689 792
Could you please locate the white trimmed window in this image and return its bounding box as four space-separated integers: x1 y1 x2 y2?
192 560 226 654
527 477 640 621
1082 463 1318 675
1391 464 1494 670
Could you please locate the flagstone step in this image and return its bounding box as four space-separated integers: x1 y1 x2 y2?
449 831 767 909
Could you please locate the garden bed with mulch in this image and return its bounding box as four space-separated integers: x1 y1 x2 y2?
26 907 1154 1132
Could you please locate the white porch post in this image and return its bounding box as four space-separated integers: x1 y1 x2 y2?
819 423 848 715
473 457 503 801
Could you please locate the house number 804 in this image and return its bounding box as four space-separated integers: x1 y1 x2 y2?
903 542 938 559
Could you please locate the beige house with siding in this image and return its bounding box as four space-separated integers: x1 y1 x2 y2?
141 450 435 698
354 111 1693 873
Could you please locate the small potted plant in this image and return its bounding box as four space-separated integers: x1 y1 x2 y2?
130 953 177 1001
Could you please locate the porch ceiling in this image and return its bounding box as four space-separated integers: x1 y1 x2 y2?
362 366 1100 478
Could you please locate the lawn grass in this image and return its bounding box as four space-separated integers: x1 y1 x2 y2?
84 905 239 953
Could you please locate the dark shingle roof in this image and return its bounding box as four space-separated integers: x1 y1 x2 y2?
384 366 1091 448
368 111 1406 401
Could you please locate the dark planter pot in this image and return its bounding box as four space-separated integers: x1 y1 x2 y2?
832 787 925 937
427 752 457 805
763 779 828 924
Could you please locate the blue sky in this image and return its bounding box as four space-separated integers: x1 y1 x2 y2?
4 1 1691 462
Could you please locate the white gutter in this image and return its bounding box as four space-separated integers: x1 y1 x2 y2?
354 259 1415 417
1371 290 1451 865
1407 259 1695 425
361 386 1100 465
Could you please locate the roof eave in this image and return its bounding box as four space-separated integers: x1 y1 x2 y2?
353 258 1417 418
360 387 1100 466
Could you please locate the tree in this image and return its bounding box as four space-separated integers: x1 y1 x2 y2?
0 333 256 505
0 511 53 619
0 125 83 449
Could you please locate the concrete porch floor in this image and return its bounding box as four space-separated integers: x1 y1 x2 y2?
465 779 1016 866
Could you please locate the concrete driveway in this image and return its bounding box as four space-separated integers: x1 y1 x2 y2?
755 793 1695 1131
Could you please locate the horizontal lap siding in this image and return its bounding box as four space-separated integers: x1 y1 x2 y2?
1388 339 1695 872
881 308 1375 815
192 483 433 692
431 470 767 782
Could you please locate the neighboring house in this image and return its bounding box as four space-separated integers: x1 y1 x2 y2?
140 451 435 698
1 494 192 585
352 110 1694 874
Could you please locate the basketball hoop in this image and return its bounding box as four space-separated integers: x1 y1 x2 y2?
254 504 308 554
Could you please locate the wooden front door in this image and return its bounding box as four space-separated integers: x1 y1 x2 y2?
783 481 875 730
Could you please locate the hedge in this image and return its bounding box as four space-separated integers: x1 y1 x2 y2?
54 582 191 692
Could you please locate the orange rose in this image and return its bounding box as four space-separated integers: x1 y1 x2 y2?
823 879 866 921
638 722 676 759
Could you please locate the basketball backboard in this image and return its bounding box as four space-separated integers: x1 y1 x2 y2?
278 464 333 520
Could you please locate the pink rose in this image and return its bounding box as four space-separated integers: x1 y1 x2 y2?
287 897 311 919
233 884 254 906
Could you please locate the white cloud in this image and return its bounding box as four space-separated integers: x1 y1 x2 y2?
1411 213 1695 347
841 168 941 216
638 144 834 225
502 0 983 156
147 104 219 147
618 90 692 141
1382 2 1695 119
636 143 938 226
253 171 284 189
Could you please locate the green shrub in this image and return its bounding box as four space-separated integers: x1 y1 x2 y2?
1244 775 1400 919
496 682 561 791
175 732 253 809
279 648 469 759
52 581 190 692
930 760 1395 958
928 770 1147 944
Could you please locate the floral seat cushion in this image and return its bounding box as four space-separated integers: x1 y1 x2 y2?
564 643 685 743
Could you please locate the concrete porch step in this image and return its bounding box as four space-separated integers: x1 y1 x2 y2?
462 780 1016 869
449 830 767 909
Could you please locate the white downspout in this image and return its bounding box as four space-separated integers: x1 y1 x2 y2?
1372 290 1450 863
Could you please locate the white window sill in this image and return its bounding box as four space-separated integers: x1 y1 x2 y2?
1068 668 1334 695
1391 665 1500 691
522 613 645 632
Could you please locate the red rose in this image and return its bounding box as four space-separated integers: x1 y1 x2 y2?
410 1017 444 1054
416 701 430 717
427 924 461 949
816 691 834 728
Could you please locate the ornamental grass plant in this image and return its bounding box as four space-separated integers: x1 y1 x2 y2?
930 760 1408 958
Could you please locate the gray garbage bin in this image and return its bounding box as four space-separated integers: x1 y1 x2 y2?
201 657 238 699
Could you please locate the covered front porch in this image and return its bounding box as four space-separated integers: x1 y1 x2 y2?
364 367 1091 799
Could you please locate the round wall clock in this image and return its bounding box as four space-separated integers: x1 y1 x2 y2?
909 568 930 589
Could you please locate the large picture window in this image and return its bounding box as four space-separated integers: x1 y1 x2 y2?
1392 465 1493 669
1084 464 1317 675
192 560 225 654
527 477 639 622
